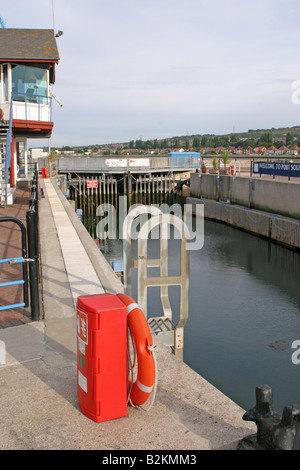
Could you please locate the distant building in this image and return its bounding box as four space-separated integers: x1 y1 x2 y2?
168 151 201 159
0 29 60 203
168 151 201 169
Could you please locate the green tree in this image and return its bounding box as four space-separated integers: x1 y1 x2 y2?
135 139 143 149
201 136 209 147
258 132 273 145
192 137 200 149
160 139 169 149
286 132 294 146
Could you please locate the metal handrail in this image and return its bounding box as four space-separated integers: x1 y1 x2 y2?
122 206 190 360
0 167 40 319
122 205 162 296
11 92 52 122
0 216 29 311
4 96 13 206
57 156 201 173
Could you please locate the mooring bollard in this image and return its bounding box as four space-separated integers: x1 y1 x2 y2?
238 384 300 450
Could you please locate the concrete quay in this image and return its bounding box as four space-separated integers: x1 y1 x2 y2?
0 178 255 451
187 197 300 251
189 173 300 250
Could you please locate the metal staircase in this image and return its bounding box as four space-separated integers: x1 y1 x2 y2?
0 122 9 205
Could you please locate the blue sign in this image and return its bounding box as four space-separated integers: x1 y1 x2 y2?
253 161 300 178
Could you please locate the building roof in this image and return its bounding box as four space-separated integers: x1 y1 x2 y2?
0 29 59 62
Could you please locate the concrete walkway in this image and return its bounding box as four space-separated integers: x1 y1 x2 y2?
0 178 255 450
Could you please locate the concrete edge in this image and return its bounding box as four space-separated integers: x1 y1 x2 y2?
187 196 300 250
50 179 124 295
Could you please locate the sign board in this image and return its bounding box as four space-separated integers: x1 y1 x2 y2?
77 309 88 344
129 158 150 167
253 161 300 178
105 159 127 167
87 179 98 188
31 148 43 159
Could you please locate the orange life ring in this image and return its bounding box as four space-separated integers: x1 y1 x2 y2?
117 293 156 406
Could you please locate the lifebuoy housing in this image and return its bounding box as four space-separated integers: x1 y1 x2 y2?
117 293 156 406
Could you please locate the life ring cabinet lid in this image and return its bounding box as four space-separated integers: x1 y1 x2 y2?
77 294 127 314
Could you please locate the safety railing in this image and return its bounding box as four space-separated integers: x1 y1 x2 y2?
27 167 40 320
0 166 40 320
4 96 13 206
11 92 52 122
1 92 52 123
57 156 201 173
0 217 29 311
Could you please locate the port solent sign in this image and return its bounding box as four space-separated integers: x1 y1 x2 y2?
253 161 300 178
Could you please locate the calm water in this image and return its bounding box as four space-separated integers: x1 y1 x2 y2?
82 198 300 448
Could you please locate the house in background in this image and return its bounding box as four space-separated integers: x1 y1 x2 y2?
0 29 59 204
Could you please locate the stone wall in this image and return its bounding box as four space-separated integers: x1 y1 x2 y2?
190 174 300 219
187 197 300 250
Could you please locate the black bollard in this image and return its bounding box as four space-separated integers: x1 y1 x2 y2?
238 385 300 450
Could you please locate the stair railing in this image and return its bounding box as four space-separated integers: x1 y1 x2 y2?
4 95 13 206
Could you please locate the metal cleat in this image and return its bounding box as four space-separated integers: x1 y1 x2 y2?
238 385 300 450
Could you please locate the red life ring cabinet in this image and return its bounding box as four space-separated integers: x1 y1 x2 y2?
117 293 156 407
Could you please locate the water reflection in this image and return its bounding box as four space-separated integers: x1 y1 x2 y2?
76 193 300 449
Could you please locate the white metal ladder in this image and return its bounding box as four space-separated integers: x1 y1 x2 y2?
123 205 190 360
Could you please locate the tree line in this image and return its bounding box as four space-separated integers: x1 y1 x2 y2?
128 131 299 151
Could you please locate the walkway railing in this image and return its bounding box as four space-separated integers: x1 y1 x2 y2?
27 168 40 320
0 167 40 320
0 217 29 312
57 156 201 173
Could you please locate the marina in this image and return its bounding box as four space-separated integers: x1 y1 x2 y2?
0 10 300 450
72 186 300 450
0 178 258 450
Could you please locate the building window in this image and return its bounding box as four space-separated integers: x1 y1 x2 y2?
11 65 48 104
2 64 9 101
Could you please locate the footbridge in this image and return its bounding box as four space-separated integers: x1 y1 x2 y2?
55 155 200 200
56 155 201 175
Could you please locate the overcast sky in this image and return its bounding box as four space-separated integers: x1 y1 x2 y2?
2 0 300 147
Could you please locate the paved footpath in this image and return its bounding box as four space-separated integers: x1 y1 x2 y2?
0 178 255 451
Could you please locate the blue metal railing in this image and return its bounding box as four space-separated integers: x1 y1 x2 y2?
0 168 41 320
4 96 13 206
0 217 28 312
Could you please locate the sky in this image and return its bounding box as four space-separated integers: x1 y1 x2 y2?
1 0 300 147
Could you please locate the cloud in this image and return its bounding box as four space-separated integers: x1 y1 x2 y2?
3 0 300 145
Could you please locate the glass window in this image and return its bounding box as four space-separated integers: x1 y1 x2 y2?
2 64 8 101
11 65 48 104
